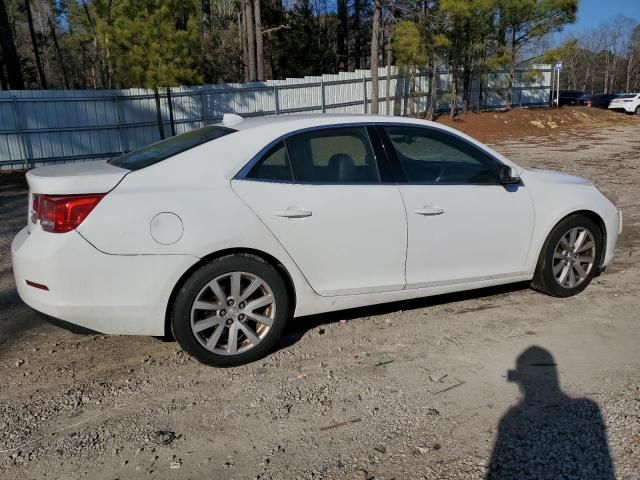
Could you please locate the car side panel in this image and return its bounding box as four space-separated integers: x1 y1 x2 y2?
77 158 321 318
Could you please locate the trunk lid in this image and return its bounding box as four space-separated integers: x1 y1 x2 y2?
26 160 128 195
26 160 128 233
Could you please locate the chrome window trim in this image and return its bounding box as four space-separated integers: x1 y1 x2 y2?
233 121 510 187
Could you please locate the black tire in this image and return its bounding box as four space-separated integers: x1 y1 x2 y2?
531 214 603 298
171 254 289 367
635 106 640 116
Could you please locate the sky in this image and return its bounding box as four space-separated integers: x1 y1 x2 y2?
563 0 640 35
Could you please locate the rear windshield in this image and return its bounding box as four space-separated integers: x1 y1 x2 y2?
109 126 235 171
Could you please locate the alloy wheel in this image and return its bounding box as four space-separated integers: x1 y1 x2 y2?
552 227 596 289
190 271 276 355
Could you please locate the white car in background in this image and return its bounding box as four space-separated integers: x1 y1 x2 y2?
608 93 640 114
12 114 621 367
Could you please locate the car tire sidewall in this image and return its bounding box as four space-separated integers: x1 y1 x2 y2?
538 215 603 298
171 255 289 367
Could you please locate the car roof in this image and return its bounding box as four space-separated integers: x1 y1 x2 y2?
223 113 432 131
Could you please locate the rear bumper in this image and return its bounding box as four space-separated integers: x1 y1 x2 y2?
11 227 198 335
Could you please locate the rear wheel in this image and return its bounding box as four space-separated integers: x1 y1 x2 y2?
635 106 640 115
532 214 602 297
171 254 289 367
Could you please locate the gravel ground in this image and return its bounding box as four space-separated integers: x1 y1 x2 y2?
1 116 639 480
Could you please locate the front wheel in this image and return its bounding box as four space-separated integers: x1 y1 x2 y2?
171 254 289 367
532 215 603 297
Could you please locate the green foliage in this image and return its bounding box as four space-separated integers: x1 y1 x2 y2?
95 0 202 88
393 21 425 68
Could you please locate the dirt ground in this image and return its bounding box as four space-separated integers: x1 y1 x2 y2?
1 108 639 480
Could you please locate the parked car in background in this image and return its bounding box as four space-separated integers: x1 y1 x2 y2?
579 93 619 109
552 90 585 106
608 93 640 114
12 114 622 367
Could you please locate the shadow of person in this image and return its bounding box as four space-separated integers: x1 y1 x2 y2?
486 346 615 480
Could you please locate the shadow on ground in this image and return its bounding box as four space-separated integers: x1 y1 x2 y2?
486 346 615 479
275 281 531 352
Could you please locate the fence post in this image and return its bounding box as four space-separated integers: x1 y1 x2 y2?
362 76 367 114
11 95 31 169
114 94 127 153
200 89 206 125
385 65 391 115
166 87 176 136
320 79 326 113
153 88 165 140
273 85 280 114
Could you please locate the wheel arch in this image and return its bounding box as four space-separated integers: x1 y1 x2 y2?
538 209 607 269
164 248 297 337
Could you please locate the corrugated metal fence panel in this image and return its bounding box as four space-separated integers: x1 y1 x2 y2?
0 66 551 170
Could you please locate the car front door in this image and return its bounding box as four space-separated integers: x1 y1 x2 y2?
232 126 407 297
379 125 535 288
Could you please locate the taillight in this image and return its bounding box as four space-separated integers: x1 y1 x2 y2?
31 193 104 233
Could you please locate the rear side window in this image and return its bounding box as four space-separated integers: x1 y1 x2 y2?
109 126 235 171
246 142 293 181
247 127 380 184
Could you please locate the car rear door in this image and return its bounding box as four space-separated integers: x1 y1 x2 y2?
378 125 535 288
232 125 407 297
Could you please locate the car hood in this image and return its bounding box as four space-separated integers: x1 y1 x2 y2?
523 168 593 186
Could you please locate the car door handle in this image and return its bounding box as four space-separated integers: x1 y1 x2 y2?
276 208 312 218
414 206 445 216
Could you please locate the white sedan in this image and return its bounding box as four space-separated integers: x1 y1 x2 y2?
12 114 621 366
608 93 640 114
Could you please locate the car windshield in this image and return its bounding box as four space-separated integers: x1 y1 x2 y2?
109 126 236 171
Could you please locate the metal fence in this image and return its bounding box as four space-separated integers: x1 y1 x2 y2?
0 66 551 170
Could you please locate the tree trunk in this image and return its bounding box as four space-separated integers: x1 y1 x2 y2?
336 0 348 71
25 0 47 88
506 30 515 109
243 0 256 81
353 0 362 69
239 12 248 81
428 54 438 120
626 53 634 92
201 0 211 33
369 0 381 114
81 1 107 88
0 0 24 89
254 0 263 81
47 15 70 89
449 68 457 119
385 28 391 115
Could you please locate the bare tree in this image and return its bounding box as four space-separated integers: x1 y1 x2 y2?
243 0 256 81
370 0 382 113
254 0 263 81
24 0 47 88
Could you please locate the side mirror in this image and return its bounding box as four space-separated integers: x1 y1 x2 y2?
499 165 520 185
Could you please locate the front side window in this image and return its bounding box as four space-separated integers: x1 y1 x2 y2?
383 126 500 185
247 126 380 184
